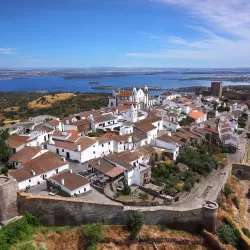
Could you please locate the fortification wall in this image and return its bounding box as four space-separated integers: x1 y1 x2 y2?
0 175 18 223
18 193 218 232
232 163 250 179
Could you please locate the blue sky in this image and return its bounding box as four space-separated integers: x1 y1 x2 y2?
1 0 250 68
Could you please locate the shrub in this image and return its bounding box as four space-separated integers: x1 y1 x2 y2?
38 242 48 250
23 212 41 227
232 196 240 209
18 242 36 250
1 167 9 175
242 227 250 238
217 222 241 246
183 181 192 192
82 222 104 247
224 183 233 198
128 212 144 239
139 193 149 200
123 180 131 195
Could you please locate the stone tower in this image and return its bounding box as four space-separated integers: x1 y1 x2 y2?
211 81 223 98
0 175 18 224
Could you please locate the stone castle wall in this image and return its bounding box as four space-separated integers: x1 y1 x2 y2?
18 193 218 232
0 175 18 223
232 163 250 179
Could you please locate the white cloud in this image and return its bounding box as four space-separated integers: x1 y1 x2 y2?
126 0 250 66
0 48 15 55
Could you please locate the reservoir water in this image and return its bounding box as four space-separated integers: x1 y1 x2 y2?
0 73 246 94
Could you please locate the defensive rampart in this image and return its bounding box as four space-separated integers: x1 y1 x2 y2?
232 163 250 179
18 193 218 233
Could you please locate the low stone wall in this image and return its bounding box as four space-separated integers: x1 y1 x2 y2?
232 163 250 179
18 193 218 233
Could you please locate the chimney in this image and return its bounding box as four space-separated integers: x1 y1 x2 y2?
61 157 66 162
77 144 81 152
61 178 65 185
31 170 36 176
69 169 73 173
98 160 100 165
66 120 69 125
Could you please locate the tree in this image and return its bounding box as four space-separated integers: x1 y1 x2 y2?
224 183 233 198
1 167 9 176
123 180 131 195
82 222 104 247
128 212 144 239
0 141 10 162
242 227 250 238
217 223 241 246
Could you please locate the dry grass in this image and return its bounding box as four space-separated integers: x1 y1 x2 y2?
3 106 20 112
3 119 20 126
97 242 207 250
217 175 250 249
218 175 248 227
31 225 207 250
34 228 85 250
28 93 75 109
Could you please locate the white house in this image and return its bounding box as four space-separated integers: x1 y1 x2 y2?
88 113 120 132
163 119 180 132
134 116 163 143
47 135 98 163
50 170 91 196
155 134 180 160
106 146 154 186
6 135 38 154
8 146 45 169
9 151 69 190
157 92 180 105
188 110 207 124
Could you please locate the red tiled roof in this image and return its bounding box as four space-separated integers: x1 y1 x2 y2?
9 146 42 163
9 151 68 182
51 171 89 191
117 92 133 97
7 135 32 149
188 111 206 120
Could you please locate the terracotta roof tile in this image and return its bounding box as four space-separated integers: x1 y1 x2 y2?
89 158 124 178
46 120 60 126
52 136 97 152
7 135 32 149
188 110 206 120
51 171 89 190
9 146 42 163
92 114 117 123
9 151 68 182
117 92 133 97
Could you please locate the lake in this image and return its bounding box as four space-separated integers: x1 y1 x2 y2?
0 73 244 94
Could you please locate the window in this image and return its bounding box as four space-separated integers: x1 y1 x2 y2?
93 151 95 154
29 179 31 182
84 188 86 192
93 145 95 147
62 149 64 152
102 144 104 147
120 142 122 144
108 142 110 145
79 191 80 193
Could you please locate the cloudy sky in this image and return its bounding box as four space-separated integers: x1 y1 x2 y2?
1 0 250 68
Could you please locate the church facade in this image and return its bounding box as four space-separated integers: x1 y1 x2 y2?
108 86 151 109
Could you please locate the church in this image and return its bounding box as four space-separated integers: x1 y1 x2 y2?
108 86 152 109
